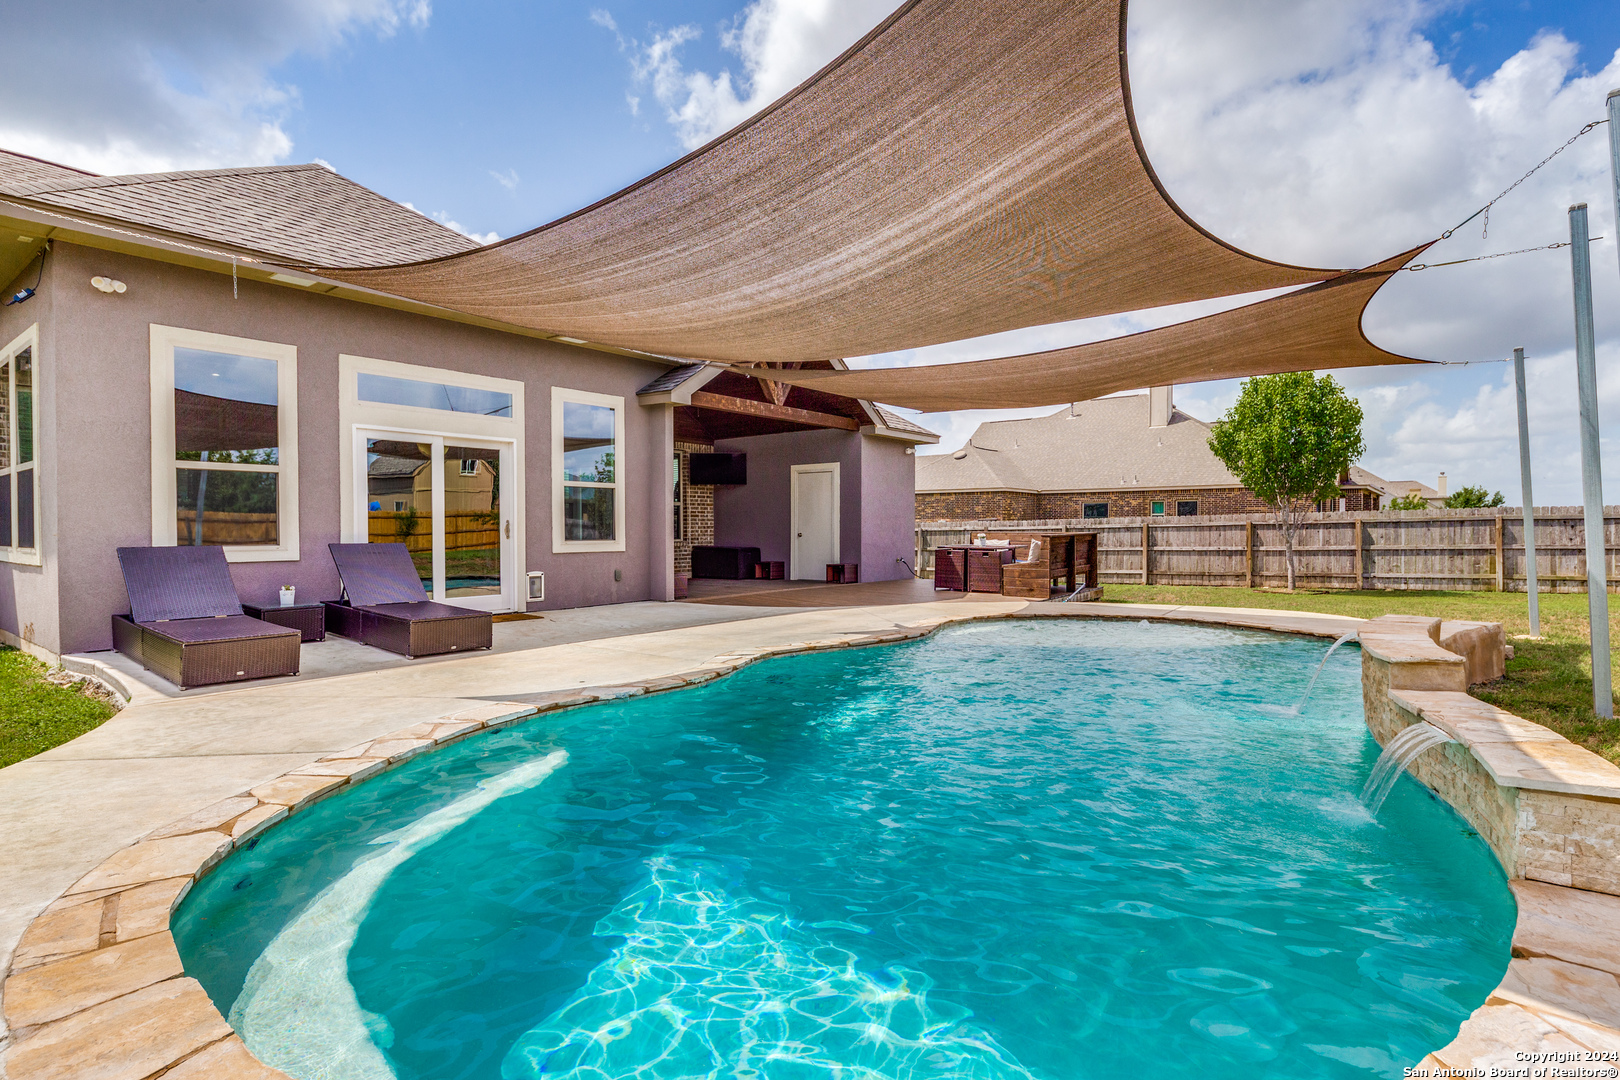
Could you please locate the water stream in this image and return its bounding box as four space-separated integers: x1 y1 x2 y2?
1293 629 1360 714
1361 721 1457 813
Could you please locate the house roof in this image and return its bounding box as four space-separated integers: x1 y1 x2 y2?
916 394 1240 493
368 455 427 479
1372 475 1440 500
0 155 477 267
0 149 95 189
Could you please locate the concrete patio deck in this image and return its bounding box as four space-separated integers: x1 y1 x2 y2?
0 589 1366 1074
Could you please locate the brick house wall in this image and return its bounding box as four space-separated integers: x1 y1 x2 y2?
675 440 715 576
919 485 1381 521
915 490 1039 521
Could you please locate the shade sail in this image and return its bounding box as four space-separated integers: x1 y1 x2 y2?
312 0 1346 364
735 247 1429 412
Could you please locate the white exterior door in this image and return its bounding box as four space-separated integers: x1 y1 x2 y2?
790 463 840 580
355 428 517 613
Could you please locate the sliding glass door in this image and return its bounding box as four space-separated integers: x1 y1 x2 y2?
358 428 514 612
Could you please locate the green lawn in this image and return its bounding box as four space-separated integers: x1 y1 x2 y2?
1098 585 1620 763
0 648 120 769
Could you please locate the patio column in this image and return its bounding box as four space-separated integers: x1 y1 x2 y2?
646 402 676 602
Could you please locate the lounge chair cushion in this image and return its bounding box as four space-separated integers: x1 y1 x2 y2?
357 601 488 622
117 546 244 623
138 614 299 644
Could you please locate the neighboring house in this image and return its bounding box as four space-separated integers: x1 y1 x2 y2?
1370 473 1446 508
0 147 935 660
916 388 1383 521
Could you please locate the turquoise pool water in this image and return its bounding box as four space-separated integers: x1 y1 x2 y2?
173 620 1514 1080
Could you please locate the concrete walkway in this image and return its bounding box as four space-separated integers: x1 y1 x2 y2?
0 593 1360 1068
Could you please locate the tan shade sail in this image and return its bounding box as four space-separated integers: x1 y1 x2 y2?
312 0 1346 364
737 246 1430 412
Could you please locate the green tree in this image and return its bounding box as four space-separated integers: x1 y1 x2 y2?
1208 372 1366 590
1444 484 1505 509
1386 493 1429 511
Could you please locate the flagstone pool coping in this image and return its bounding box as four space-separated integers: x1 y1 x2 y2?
3 603 1618 1078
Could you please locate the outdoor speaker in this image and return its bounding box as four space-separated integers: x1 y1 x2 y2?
527 571 545 602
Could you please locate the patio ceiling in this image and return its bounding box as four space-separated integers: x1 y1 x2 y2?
307 0 1367 367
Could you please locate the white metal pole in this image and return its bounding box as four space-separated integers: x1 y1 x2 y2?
1514 347 1540 636
1609 89 1620 277
1569 203 1613 718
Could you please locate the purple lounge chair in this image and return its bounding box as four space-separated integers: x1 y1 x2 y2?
324 543 493 659
113 546 301 690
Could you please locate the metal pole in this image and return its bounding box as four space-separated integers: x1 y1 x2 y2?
1609 89 1620 279
1514 347 1540 635
1569 203 1612 718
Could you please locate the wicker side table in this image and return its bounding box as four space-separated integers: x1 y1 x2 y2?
241 602 327 642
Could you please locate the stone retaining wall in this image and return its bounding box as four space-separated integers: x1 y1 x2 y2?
1360 615 1620 896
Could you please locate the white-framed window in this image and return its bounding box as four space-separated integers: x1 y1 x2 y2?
553 387 625 553
0 325 41 565
150 325 299 561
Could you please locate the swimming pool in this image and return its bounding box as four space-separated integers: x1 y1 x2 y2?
173 619 1513 1079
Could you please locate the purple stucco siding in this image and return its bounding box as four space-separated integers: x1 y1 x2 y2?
713 429 914 583
860 436 918 580
7 241 674 655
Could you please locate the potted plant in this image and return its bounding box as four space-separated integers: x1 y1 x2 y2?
279 584 296 607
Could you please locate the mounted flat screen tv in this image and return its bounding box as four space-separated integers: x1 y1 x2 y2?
689 452 746 485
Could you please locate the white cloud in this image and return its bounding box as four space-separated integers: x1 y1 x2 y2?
403 202 500 246
602 0 893 149
490 168 520 191
0 1 431 175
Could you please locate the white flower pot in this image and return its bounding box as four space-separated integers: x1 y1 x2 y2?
279 586 296 607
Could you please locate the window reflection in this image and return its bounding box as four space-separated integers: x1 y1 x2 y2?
358 373 513 417
562 402 615 481
445 444 501 597
174 348 278 463
365 439 434 593
177 468 278 545
564 485 615 542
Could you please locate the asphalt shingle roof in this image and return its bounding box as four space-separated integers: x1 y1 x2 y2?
0 149 95 189
916 394 1238 492
0 156 477 267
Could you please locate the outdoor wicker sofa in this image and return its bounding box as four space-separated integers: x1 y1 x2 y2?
112 546 302 690
324 543 493 659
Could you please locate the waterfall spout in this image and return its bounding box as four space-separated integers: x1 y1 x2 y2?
1293 629 1359 714
1361 721 1456 813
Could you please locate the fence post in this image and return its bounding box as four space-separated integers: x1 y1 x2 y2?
1494 514 1504 591
1353 517 1363 590
1141 522 1150 585
1245 519 1254 589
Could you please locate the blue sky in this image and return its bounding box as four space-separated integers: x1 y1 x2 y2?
5 0 1620 503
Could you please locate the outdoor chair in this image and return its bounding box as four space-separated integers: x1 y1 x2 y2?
324 543 493 659
112 546 301 690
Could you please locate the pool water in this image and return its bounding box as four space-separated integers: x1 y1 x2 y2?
174 620 1514 1080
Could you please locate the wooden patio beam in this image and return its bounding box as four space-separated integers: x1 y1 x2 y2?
689 391 859 431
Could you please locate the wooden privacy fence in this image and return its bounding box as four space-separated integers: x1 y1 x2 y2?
369 510 500 553
916 506 1620 591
